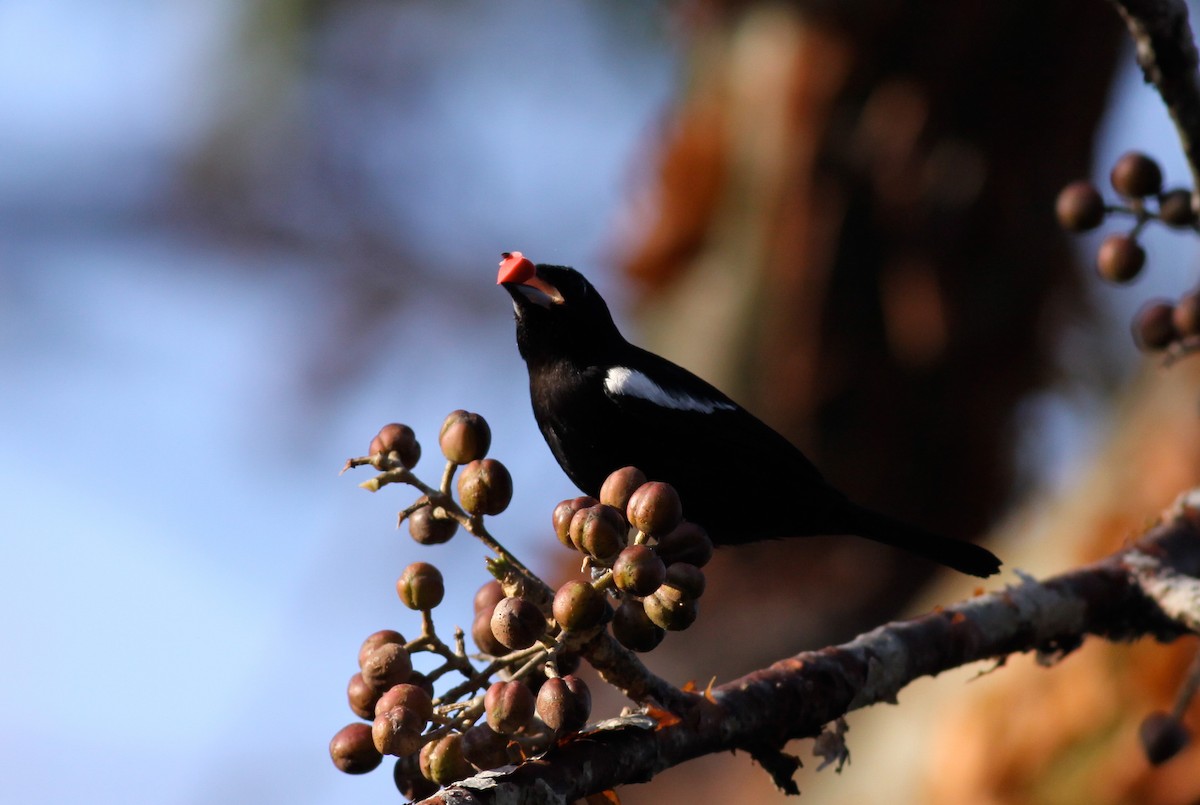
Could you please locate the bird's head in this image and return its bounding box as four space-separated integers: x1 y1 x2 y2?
497 252 624 365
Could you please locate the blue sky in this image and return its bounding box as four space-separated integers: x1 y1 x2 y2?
1 2 1197 803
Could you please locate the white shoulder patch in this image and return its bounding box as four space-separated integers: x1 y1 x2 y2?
603 367 737 414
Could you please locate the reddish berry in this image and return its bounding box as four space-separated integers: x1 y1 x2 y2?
330 722 384 774
1096 234 1145 283
485 680 536 735
627 482 683 537
439 410 492 464
490 596 546 650
552 579 608 632
1111 151 1163 198
458 458 513 516
396 562 445 611
369 423 421 469
1055 181 1105 232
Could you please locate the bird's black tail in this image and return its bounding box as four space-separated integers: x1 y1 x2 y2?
841 503 1001 578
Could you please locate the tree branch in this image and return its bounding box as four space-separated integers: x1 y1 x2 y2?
1107 0 1200 201
414 491 1200 804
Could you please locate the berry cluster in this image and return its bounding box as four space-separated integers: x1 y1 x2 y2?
1057 151 1200 356
332 413 707 797
550 467 713 652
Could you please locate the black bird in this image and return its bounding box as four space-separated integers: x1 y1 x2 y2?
498 252 1001 578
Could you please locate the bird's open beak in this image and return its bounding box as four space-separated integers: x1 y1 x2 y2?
497 251 563 308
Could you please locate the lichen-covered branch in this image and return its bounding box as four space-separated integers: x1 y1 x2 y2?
414 494 1200 805
1107 0 1200 201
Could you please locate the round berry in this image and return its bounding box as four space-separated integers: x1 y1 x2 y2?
1159 189 1197 227
643 585 699 631
655 522 714 567
361 642 413 692
474 580 505 615
1133 301 1178 352
374 683 434 722
394 754 439 801
570 504 627 561
627 482 683 537
440 410 491 464
419 733 475 785
612 544 667 596
1096 233 1145 283
611 598 665 652
665 562 706 599
396 562 445 611
600 466 648 513
536 675 592 733
457 458 513 516
369 423 421 469
1174 291 1200 337
484 680 535 735
1055 181 1105 232
358 630 406 669
1140 711 1190 765
552 579 608 632
330 722 384 774
553 496 599 548
372 706 426 757
408 501 458 545
1111 151 1163 198
472 606 507 656
461 722 510 771
490 596 546 650
348 672 379 720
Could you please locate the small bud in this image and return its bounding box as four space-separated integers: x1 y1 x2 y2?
485 680 536 735
370 423 421 469
361 643 413 692
474 580 505 615
612 597 665 652
458 458 513 516
1055 181 1105 232
552 579 608 632
330 722 384 774
375 683 435 722
490 596 546 650
408 501 458 545
396 562 445 610
394 754 439 801
612 544 667 596
536 675 592 733
1111 151 1164 198
419 733 475 785
1133 301 1178 352
440 410 492 464
461 722 511 771
348 672 380 720
1096 233 1145 284
600 466 648 513
1140 711 1190 765
372 706 426 757
358 630 406 668
1159 189 1197 227
655 522 714 567
665 563 706 599
644 585 699 631
627 482 683 537
553 496 599 548
570 504 627 561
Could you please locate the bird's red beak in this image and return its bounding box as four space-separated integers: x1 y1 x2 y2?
497 251 563 305
497 252 536 285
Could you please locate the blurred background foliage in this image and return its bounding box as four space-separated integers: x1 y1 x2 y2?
5 1 1200 803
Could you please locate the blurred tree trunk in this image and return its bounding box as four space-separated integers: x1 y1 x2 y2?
609 3 1124 801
